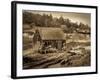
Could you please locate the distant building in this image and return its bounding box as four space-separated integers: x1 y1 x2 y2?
23 24 31 30
76 26 90 34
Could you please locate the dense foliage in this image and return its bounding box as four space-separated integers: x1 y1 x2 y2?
23 12 90 33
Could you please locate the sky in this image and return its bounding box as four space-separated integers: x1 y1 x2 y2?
26 10 91 26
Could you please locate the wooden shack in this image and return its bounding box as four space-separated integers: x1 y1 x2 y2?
33 27 66 51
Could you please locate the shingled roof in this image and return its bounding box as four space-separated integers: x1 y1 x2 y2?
38 27 66 40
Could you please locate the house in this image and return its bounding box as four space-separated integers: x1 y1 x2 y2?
33 27 66 52
76 26 90 34
23 24 31 30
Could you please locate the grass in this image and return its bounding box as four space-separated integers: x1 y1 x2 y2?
23 44 91 69
23 32 91 69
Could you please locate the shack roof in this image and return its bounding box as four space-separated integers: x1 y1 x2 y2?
38 27 66 40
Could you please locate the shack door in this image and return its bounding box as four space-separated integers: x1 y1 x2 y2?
57 41 62 50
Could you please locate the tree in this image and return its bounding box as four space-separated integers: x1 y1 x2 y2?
65 18 71 28
23 12 34 24
58 16 65 25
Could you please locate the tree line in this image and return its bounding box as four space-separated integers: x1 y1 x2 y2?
23 11 90 33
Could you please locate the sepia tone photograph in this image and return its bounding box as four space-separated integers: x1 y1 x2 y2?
22 10 91 69
11 2 97 78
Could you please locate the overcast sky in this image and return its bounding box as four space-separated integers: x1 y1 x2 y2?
26 10 91 26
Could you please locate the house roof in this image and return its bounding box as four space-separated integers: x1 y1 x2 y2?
38 27 66 40
23 24 31 29
23 29 35 33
